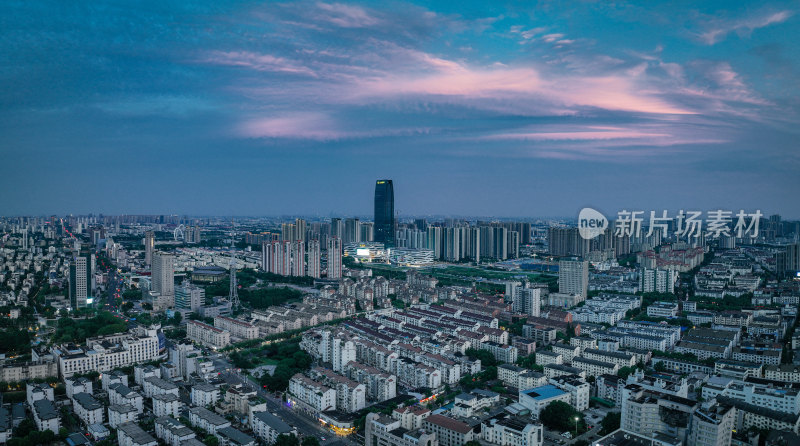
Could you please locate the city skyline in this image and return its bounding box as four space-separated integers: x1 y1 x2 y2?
2 1 799 217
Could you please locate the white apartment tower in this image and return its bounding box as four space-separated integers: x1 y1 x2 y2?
307 240 321 278
327 237 342 279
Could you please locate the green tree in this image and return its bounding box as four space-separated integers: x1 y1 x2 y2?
203 435 219 446
617 366 637 380
275 434 300 446
599 412 621 435
539 401 585 433
301 436 320 446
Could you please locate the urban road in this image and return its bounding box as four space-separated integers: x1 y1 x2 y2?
221 370 361 446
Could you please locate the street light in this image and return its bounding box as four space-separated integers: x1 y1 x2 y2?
574 416 579 437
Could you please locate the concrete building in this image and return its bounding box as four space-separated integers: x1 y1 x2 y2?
558 259 588 301
518 385 571 417
251 411 295 444
647 301 679 318
192 383 220 407
153 393 181 418
155 417 196 446
422 414 474 446
118 422 158 446
365 412 438 446
108 404 138 429
481 414 544 446
73 392 104 425
187 320 231 349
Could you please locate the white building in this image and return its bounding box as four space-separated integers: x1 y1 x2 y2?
153 393 182 418
73 392 104 425
191 383 220 407
288 374 337 412
518 385 571 417
109 404 138 429
118 422 158 446
251 411 295 444
482 415 543 446
214 317 259 340
32 399 60 433
109 384 144 413
640 268 677 293
155 416 196 446
187 320 231 349
188 407 232 435
53 326 161 378
646 301 679 318
101 370 129 391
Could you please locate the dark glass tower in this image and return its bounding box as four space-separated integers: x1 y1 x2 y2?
374 179 395 247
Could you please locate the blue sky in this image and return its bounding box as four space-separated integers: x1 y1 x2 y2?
1 0 799 217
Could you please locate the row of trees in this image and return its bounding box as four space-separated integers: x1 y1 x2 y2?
52 311 128 343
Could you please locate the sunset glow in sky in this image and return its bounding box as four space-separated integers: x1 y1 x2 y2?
2 1 799 216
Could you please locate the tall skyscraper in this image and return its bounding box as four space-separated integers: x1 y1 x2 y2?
144 231 155 267
281 241 292 275
291 240 305 276
307 240 321 278
344 218 360 244
152 251 175 309
374 179 395 247
295 218 307 243
330 218 343 240
69 248 93 309
327 237 342 279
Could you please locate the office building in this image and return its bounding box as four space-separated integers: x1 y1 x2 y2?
175 280 205 311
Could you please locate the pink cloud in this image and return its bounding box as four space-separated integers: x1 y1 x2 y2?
238 113 342 140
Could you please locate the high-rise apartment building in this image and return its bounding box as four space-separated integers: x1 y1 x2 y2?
307 240 321 278
291 240 305 276
151 252 175 309
344 218 360 244
330 218 343 240
374 179 395 247
69 248 93 309
509 283 541 317
640 268 678 294
558 258 588 299
144 231 155 267
327 237 342 279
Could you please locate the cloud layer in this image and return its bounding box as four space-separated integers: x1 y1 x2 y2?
0 0 799 216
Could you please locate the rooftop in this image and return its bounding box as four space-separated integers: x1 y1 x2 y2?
521 385 567 401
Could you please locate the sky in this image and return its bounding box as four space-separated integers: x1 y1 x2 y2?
1 0 799 218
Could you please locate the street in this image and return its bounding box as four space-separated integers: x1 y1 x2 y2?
221 371 360 446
